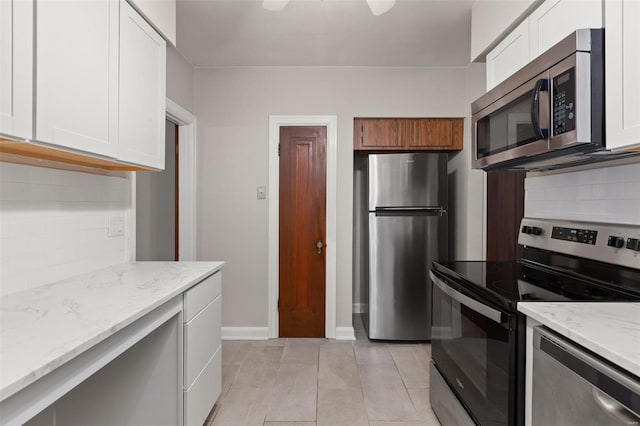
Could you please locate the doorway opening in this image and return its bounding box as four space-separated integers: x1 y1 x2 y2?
136 119 179 261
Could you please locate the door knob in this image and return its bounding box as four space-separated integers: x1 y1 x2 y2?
316 240 324 254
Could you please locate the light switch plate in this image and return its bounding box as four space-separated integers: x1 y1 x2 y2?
257 185 267 200
108 216 125 237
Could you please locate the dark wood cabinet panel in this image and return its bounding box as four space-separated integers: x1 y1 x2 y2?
356 118 401 149
403 118 463 150
486 171 526 261
354 118 463 151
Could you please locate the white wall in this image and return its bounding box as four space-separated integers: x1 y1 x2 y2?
0 163 130 296
448 63 487 261
195 66 484 329
525 163 640 225
166 46 195 112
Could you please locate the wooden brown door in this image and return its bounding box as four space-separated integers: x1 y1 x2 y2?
279 126 327 337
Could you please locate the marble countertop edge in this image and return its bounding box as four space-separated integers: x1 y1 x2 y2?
1 261 224 401
518 302 640 378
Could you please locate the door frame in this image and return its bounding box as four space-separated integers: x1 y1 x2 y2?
128 98 197 261
268 115 338 339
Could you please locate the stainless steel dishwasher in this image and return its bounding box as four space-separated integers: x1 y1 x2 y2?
532 326 640 425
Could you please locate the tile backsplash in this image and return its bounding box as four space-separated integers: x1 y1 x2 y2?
0 163 130 296
525 163 640 225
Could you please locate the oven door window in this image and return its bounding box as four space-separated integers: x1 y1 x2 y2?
432 279 513 425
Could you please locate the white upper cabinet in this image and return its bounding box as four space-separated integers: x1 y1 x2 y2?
486 0 603 90
486 20 530 90
605 0 640 151
127 0 176 46
470 0 540 62
0 0 33 140
1 0 166 170
118 0 166 169
36 0 119 158
528 0 602 57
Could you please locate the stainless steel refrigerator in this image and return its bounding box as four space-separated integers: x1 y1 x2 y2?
364 153 448 340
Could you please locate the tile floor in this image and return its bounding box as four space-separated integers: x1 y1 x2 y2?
207 315 441 426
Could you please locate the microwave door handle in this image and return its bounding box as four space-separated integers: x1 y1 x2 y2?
530 78 550 140
430 271 505 324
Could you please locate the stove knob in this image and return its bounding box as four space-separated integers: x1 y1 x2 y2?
521 226 531 234
607 236 625 249
626 238 640 252
531 226 543 236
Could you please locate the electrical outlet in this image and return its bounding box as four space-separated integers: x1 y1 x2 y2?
257 185 267 200
108 216 125 237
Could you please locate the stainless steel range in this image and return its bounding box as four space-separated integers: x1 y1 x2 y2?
429 218 640 425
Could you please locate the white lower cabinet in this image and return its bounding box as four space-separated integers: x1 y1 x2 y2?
23 314 182 426
185 348 222 426
183 272 223 426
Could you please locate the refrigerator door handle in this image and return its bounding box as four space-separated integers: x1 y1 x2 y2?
374 207 446 217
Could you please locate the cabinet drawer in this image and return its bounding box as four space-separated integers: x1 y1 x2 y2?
184 272 221 322
184 295 221 387
184 347 221 426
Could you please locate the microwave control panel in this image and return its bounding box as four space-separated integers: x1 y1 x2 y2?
552 68 576 136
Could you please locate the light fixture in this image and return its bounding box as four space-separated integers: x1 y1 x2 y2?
262 0 396 16
262 0 290 12
366 0 396 16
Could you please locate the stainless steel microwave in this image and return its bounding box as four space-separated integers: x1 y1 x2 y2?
472 29 607 171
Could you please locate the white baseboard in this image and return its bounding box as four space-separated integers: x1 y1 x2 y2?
352 303 365 314
222 326 355 341
335 326 356 341
221 327 269 340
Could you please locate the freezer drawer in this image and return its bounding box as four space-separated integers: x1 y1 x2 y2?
367 212 446 340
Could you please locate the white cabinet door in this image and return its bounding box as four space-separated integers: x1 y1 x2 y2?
605 0 640 151
127 0 176 46
470 0 539 62
36 0 119 157
529 0 602 57
0 0 33 139
118 0 166 170
486 20 530 90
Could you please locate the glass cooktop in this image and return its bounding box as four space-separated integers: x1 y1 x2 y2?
431 259 640 312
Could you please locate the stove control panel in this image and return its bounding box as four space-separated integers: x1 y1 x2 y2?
551 226 597 245
518 218 640 270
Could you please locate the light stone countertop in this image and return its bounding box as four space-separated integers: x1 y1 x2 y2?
518 302 640 377
0 261 224 401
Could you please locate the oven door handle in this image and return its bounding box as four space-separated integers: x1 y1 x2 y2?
430 271 505 324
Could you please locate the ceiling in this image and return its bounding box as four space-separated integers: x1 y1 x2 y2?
176 0 474 67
